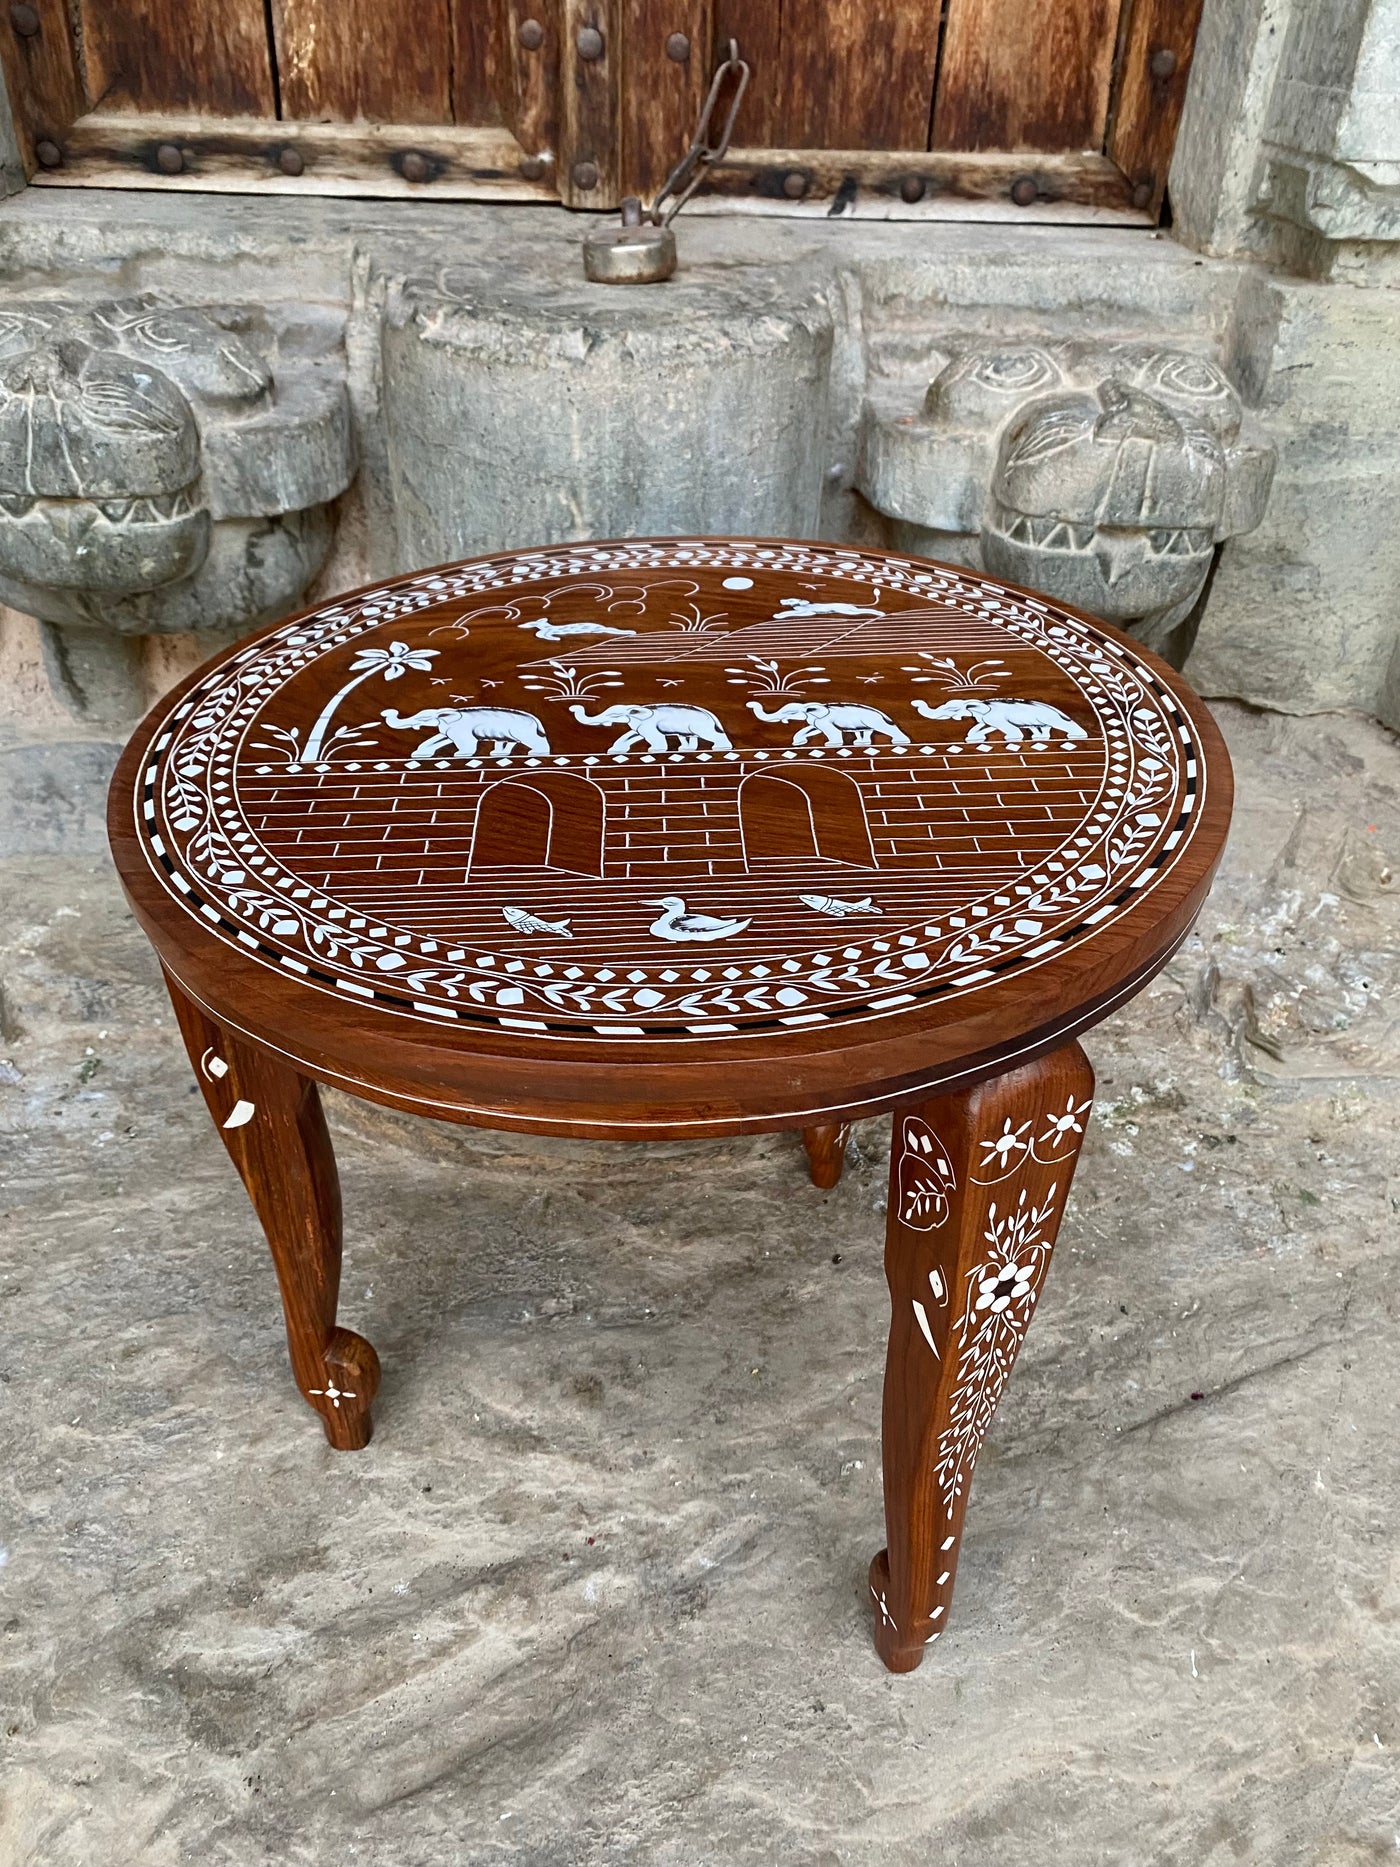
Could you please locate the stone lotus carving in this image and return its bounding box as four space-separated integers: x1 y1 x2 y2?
858 340 1276 663
0 296 354 710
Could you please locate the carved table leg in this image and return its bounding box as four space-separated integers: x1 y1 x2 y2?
163 968 380 1450
803 1122 852 1189
871 1041 1094 1671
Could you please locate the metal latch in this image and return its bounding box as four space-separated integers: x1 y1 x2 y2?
583 40 751 284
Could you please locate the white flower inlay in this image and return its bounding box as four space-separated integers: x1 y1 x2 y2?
933 1180 1065 1520
974 1259 1035 1315
978 1116 1032 1175
1034 1094 1093 1158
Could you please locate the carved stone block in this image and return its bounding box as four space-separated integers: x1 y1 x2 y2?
0 296 354 715
858 340 1276 663
378 269 833 566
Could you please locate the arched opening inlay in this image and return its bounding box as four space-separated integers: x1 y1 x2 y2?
739 765 877 870
469 773 605 875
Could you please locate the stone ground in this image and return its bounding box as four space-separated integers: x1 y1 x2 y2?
1 701 1398 1866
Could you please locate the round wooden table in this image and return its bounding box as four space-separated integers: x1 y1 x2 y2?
108 537 1231 1672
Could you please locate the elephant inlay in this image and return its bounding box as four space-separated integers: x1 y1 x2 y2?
747 699 911 748
381 704 552 759
909 697 1086 744
568 701 732 753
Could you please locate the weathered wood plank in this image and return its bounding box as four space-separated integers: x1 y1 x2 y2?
1106 0 1206 215
456 0 559 166
780 2 940 150
698 145 1145 215
711 3 777 145
932 0 1123 153
30 112 555 199
452 0 509 129
78 0 275 117
505 0 559 162
270 0 452 123
0 0 83 172
619 0 711 200
31 115 1143 218
712 3 937 152
558 0 619 207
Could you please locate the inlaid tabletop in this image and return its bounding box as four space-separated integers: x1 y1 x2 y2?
111 538 1231 1132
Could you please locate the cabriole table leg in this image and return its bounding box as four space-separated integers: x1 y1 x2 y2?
163 968 380 1450
870 1040 1094 1671
802 1121 852 1188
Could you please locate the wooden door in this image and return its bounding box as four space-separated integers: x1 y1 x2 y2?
1 0 555 200
1 0 1202 220
703 0 1204 218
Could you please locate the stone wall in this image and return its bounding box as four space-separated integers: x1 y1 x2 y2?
1169 0 1400 718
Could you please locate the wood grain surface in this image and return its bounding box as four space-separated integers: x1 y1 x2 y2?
1106 0 1206 216
618 0 710 201
713 0 939 151
78 0 276 117
10 0 1208 213
711 3 780 145
699 145 1142 214
165 965 380 1450
784 1 940 151
449 0 507 129
453 0 557 149
0 0 83 171
31 114 550 199
270 0 453 124
558 0 619 204
33 116 1140 213
803 1121 852 1189
932 0 1123 152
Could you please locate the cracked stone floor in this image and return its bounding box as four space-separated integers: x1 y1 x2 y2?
1 701 1398 1866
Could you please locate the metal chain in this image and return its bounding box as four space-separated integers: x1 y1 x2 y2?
645 39 750 227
